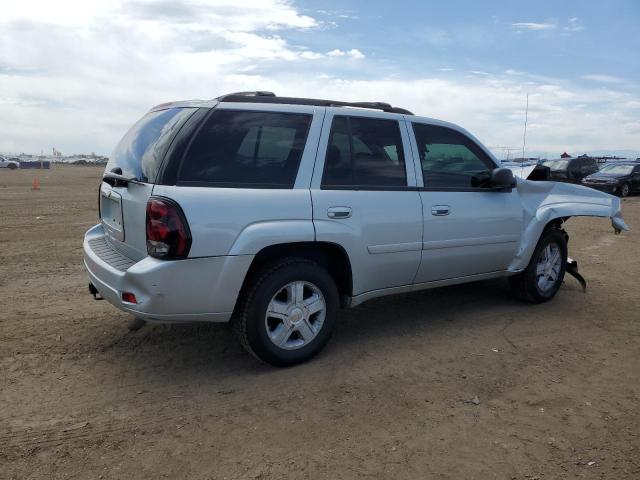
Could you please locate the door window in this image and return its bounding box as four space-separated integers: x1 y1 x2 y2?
178 110 311 188
321 116 407 188
412 123 495 189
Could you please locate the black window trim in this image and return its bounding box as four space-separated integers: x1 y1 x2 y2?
320 185 417 191
173 107 313 189
417 185 511 193
320 114 410 191
410 122 504 192
156 107 210 186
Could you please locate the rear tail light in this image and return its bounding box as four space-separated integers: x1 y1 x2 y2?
146 197 192 259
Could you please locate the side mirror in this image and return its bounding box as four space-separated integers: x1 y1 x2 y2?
490 167 516 189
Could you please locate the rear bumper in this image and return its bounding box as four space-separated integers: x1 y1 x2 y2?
83 224 253 323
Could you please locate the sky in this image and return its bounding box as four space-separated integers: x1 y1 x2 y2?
1 0 639 158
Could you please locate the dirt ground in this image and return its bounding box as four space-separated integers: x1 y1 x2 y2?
1 165 639 479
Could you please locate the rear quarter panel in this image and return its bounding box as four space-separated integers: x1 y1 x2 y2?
151 103 324 258
150 186 315 257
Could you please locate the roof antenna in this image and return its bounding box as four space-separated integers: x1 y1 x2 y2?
521 92 529 179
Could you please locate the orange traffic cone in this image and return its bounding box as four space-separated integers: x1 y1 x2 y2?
32 178 40 190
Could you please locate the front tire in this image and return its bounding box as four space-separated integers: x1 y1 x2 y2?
233 258 338 367
509 228 568 303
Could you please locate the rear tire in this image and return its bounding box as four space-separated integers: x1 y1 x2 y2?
619 183 630 198
509 228 567 303
8 163 17 170
127 317 147 331
232 258 338 367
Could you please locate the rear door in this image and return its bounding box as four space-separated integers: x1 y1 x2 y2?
408 121 523 283
584 158 599 176
101 107 198 260
311 109 423 296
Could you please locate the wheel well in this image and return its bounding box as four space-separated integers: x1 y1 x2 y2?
545 217 569 243
242 242 353 306
546 217 565 231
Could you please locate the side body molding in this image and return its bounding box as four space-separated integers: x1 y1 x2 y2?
508 179 629 272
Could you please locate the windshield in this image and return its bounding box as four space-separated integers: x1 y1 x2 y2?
599 164 634 175
106 107 196 182
542 159 569 170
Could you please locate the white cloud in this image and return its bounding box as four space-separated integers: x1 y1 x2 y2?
511 18 584 35
326 49 365 59
299 51 324 60
511 22 557 31
565 17 584 32
582 74 624 84
0 1 636 157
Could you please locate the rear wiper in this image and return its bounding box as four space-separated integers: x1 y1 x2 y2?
102 172 142 187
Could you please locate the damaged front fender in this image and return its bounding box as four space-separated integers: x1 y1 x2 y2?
508 179 629 272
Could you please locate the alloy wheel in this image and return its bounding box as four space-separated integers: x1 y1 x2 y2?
536 242 563 292
264 281 326 350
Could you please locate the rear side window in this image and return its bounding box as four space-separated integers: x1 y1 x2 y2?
412 123 495 189
178 110 311 188
107 107 197 183
322 116 407 188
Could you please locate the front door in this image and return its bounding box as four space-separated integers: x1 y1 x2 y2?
408 122 523 283
311 110 423 296
632 166 640 192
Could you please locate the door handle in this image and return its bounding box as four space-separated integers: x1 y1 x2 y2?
431 205 450 216
327 206 352 219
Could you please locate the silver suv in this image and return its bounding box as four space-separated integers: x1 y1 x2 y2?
0 156 19 169
84 92 628 366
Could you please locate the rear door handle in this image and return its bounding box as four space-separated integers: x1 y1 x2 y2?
431 205 450 216
327 206 352 219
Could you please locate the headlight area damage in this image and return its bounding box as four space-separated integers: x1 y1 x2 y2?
508 179 629 290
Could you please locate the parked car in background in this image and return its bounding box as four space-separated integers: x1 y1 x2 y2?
0 156 19 169
582 162 640 197
83 92 628 366
542 157 598 184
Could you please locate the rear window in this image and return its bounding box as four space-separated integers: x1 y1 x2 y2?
178 110 312 188
106 107 196 183
542 159 569 171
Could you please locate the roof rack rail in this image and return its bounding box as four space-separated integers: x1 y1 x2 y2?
216 91 276 100
214 92 413 115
